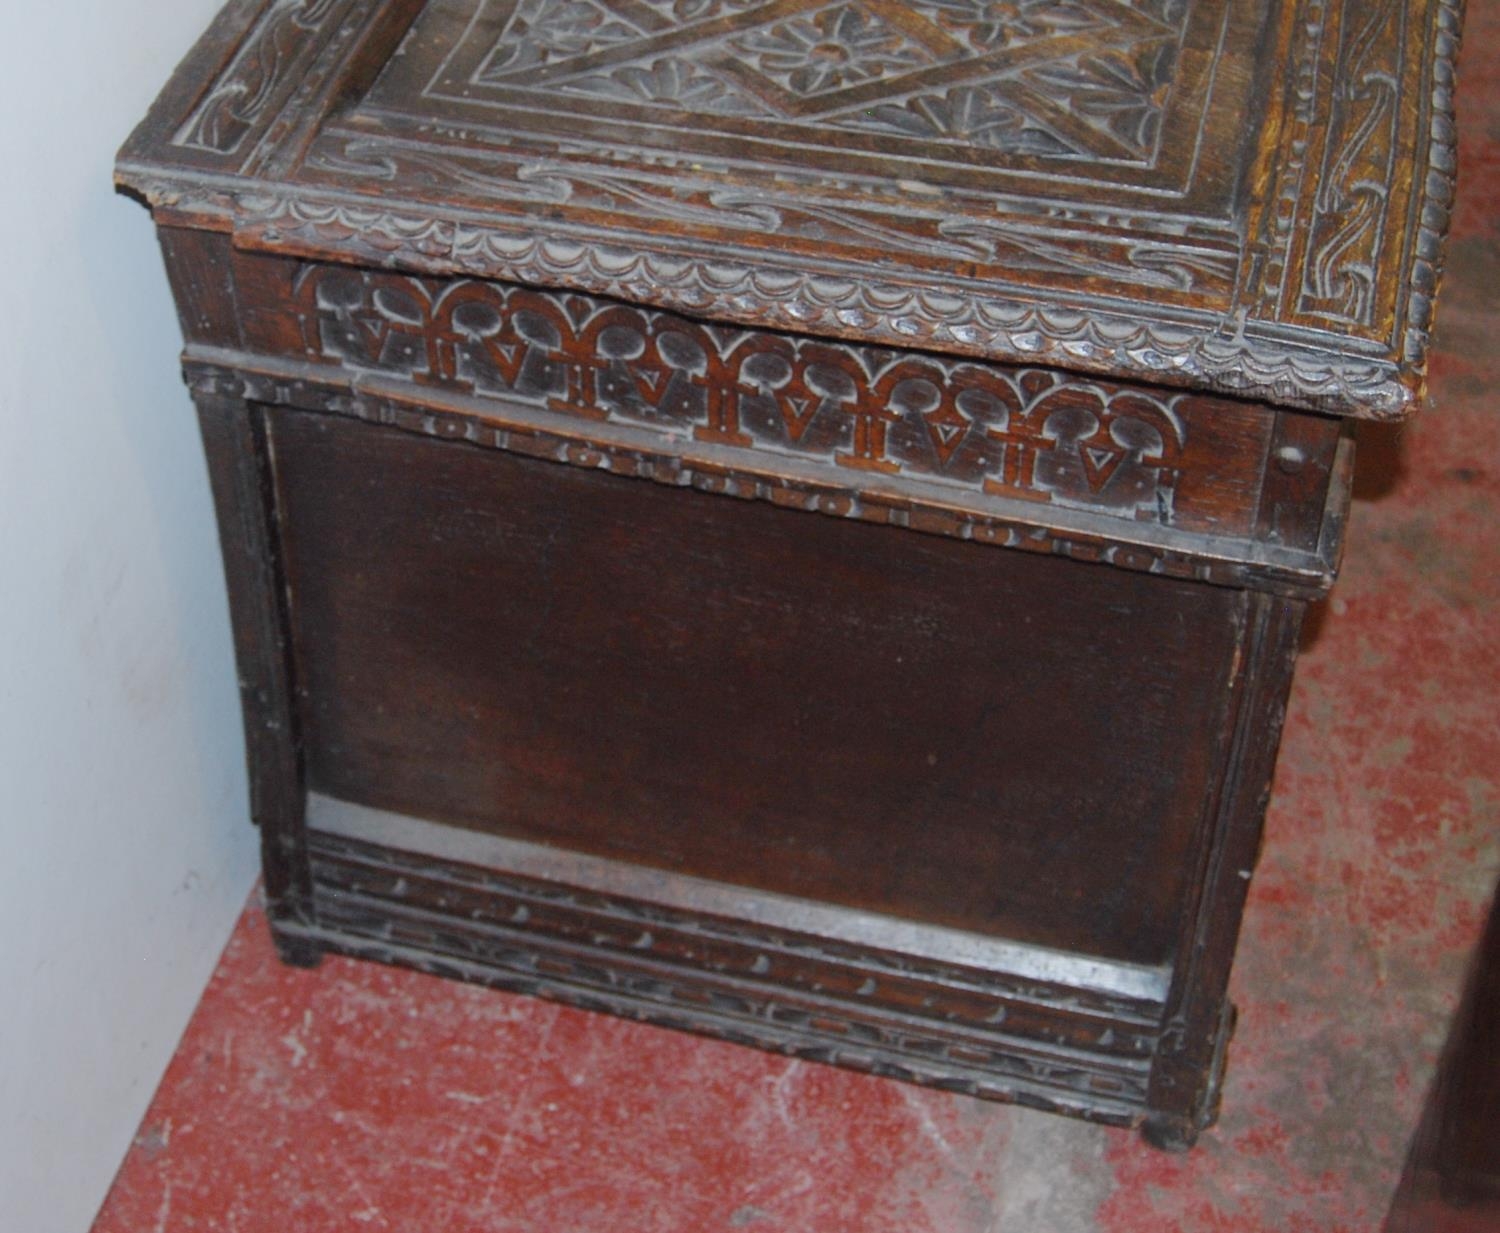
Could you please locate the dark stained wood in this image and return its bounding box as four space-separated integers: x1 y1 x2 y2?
157 227 244 348
1386 878 1500 1229
237 254 1285 544
116 0 1461 417
266 405 1248 966
119 0 1462 1147
190 387 318 966
1434 881 1500 1200
1146 592 1307 1148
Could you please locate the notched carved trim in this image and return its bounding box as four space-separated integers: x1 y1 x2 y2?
1399 0 1463 394
292 830 1158 1121
299 915 1149 1123
310 829 1162 1027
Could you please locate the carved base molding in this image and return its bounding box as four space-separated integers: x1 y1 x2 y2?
272 801 1240 1141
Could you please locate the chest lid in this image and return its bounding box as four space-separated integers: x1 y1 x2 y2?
117 0 1459 418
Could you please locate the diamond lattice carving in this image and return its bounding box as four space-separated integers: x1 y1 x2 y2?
469 0 1190 160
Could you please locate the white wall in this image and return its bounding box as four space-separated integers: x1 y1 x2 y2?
0 5 261 1230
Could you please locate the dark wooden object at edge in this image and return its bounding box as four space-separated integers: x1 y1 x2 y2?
1386 877 1500 1230
118 0 1461 1148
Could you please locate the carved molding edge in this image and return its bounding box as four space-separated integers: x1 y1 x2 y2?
308 829 1161 1026
1400 0 1463 388
290 914 1150 1124
207 190 1408 418
113 169 1415 420
181 355 1340 599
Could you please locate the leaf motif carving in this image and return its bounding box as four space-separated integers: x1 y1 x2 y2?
174 0 341 155
562 57 772 115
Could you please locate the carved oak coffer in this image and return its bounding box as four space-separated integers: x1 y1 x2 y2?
117 0 1459 1147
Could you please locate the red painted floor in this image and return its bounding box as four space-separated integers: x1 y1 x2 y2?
93 8 1500 1231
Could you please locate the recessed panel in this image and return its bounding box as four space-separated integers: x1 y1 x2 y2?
268 405 1248 967
364 0 1264 197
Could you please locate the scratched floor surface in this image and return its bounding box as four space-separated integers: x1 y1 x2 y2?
91 10 1500 1232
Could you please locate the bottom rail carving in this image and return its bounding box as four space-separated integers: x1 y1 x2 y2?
277 824 1203 1133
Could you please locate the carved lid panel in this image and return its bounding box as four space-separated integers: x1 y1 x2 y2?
117 0 1460 418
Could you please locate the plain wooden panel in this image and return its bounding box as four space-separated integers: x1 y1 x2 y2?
268 407 1248 967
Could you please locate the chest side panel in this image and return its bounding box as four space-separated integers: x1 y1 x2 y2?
266 404 1250 968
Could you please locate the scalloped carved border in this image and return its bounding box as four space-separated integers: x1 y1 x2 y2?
301 134 1243 298
231 192 1412 417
